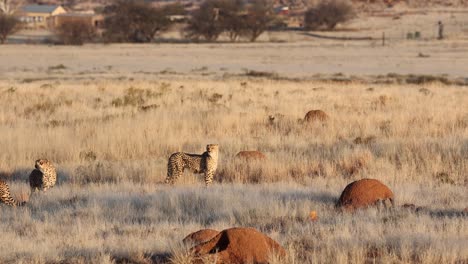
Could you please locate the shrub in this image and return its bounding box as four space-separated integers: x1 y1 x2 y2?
161 2 187 17
185 0 275 42
55 20 95 45
23 100 60 117
184 0 228 41
241 0 275 42
103 0 171 43
221 0 245 41
48 64 67 71
0 14 20 44
0 0 24 15
304 0 355 30
111 87 161 107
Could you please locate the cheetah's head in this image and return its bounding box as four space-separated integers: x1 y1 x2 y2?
35 159 53 172
206 144 219 155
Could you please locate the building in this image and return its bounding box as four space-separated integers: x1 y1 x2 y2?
51 13 104 29
275 6 290 16
18 5 67 29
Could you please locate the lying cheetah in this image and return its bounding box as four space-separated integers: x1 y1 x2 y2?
29 159 57 192
166 144 219 186
0 180 25 207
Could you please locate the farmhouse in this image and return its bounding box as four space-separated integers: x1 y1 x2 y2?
51 13 104 29
18 5 67 29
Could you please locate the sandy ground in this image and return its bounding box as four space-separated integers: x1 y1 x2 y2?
2 8 468 80
1 39 468 80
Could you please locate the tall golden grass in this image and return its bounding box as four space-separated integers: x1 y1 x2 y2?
0 78 466 263
0 78 466 185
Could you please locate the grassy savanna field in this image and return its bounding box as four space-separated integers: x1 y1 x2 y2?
1 9 468 262
0 74 466 263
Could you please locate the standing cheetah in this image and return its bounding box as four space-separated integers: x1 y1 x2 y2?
166 144 219 186
29 159 57 192
0 180 25 207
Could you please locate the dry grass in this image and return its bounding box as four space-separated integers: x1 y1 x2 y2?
0 78 467 263
6 78 466 185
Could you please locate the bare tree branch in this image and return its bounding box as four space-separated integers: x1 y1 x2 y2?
0 0 24 15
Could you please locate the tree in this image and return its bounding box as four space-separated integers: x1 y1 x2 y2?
242 0 275 42
0 0 23 15
55 20 96 45
304 0 355 30
184 0 227 41
0 14 19 44
161 2 186 17
218 0 244 41
103 0 171 43
185 0 275 42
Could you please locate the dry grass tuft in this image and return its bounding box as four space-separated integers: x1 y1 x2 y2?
353 135 376 145
338 149 374 177
235 151 267 161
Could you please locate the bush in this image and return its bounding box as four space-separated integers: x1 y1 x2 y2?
55 20 96 45
220 0 245 41
103 0 171 43
185 0 275 42
160 2 187 17
0 14 20 44
241 0 275 42
184 0 228 41
304 0 355 30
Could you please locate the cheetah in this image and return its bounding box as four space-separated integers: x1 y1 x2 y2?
166 144 219 186
29 159 57 192
0 180 25 207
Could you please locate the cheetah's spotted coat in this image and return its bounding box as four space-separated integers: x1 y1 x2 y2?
29 159 57 192
166 144 219 186
0 180 25 207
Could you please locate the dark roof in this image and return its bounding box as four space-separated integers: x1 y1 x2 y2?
22 5 61 14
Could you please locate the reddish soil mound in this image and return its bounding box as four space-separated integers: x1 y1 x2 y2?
183 229 219 246
192 227 286 264
235 151 267 161
336 178 394 211
303 110 329 123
